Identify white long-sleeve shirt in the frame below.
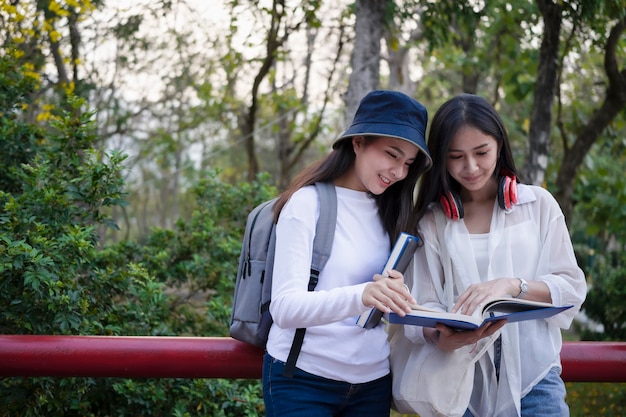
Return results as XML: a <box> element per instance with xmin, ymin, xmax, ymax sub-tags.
<box><xmin>405</xmin><ymin>184</ymin><xmax>587</xmax><ymax>417</ymax></box>
<box><xmin>267</xmin><ymin>185</ymin><xmax>392</xmax><ymax>383</ymax></box>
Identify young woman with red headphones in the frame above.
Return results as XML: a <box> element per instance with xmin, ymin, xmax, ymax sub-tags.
<box><xmin>405</xmin><ymin>94</ymin><xmax>587</xmax><ymax>417</ymax></box>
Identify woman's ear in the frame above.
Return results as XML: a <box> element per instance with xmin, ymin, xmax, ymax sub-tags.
<box><xmin>352</xmin><ymin>135</ymin><xmax>366</xmax><ymax>151</ymax></box>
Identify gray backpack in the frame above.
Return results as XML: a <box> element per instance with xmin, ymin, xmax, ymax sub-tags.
<box><xmin>229</xmin><ymin>181</ymin><xmax>337</xmax><ymax>376</ymax></box>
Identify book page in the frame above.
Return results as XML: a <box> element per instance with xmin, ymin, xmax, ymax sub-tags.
<box><xmin>404</xmin><ymin>304</ymin><xmax>483</xmax><ymax>327</ymax></box>
<box><xmin>482</xmin><ymin>298</ymin><xmax>562</xmax><ymax>316</ymax></box>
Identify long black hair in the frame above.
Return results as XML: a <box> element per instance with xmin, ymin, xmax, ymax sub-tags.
<box><xmin>413</xmin><ymin>94</ymin><xmax>519</xmax><ymax>226</ymax></box>
<box><xmin>275</xmin><ymin>136</ymin><xmax>430</xmax><ymax>246</ymax></box>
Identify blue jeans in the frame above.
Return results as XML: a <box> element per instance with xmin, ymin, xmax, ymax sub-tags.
<box><xmin>463</xmin><ymin>367</ymin><xmax>569</xmax><ymax>417</ymax></box>
<box><xmin>262</xmin><ymin>353</ymin><xmax>392</xmax><ymax>417</ymax></box>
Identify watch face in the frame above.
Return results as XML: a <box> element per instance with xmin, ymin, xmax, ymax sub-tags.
<box><xmin>520</xmin><ymin>280</ymin><xmax>529</xmax><ymax>298</ymax></box>
<box><xmin>517</xmin><ymin>278</ymin><xmax>528</xmax><ymax>298</ymax></box>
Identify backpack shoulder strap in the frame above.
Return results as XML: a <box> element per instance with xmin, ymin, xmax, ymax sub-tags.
<box><xmin>283</xmin><ymin>181</ymin><xmax>337</xmax><ymax>377</ymax></box>
<box><xmin>310</xmin><ymin>181</ymin><xmax>337</xmax><ymax>275</ymax></box>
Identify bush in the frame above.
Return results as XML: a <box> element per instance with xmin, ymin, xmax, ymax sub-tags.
<box><xmin>0</xmin><ymin>53</ymin><xmax>270</xmax><ymax>416</ymax></box>
<box><xmin>579</xmin><ymin>250</ymin><xmax>626</xmax><ymax>341</ymax></box>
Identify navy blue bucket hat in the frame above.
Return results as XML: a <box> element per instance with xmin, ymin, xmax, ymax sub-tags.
<box><xmin>333</xmin><ymin>90</ymin><xmax>432</xmax><ymax>167</ymax></box>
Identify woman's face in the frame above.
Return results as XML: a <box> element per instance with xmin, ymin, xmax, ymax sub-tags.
<box><xmin>341</xmin><ymin>136</ymin><xmax>418</xmax><ymax>194</ymax></box>
<box><xmin>446</xmin><ymin>125</ymin><xmax>499</xmax><ymax>194</ymax></box>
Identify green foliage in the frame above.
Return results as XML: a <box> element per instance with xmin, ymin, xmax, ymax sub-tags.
<box><xmin>81</xmin><ymin>171</ymin><xmax>275</xmax><ymax>416</ymax></box>
<box><xmin>0</xmin><ymin>95</ymin><xmax>133</xmax><ymax>336</ymax></box>
<box><xmin>99</xmin><ymin>171</ymin><xmax>277</xmax><ymax>336</ymax></box>
<box><xmin>574</xmin><ymin>156</ymin><xmax>626</xmax><ymax>242</ymax></box>
<box><xmin>1</xmin><ymin>162</ymin><xmax>273</xmax><ymax>414</ymax></box>
<box><xmin>0</xmin><ymin>53</ymin><xmax>42</xmax><ymax>194</ymax></box>
<box><xmin>0</xmin><ymin>52</ymin><xmax>268</xmax><ymax>416</ymax></box>
<box><xmin>0</xmin><ymin>56</ymin><xmax>173</xmax><ymax>416</ymax></box>
<box><xmin>572</xmin><ymin>144</ymin><xmax>626</xmax><ymax>342</ymax></box>
<box><xmin>1</xmin><ymin>376</ymin><xmax>265</xmax><ymax>417</ymax></box>
<box><xmin>111</xmin><ymin>378</ymin><xmax>264</xmax><ymax>417</ymax></box>
<box><xmin>579</xmin><ymin>250</ymin><xmax>626</xmax><ymax>341</ymax></box>
<box><xmin>566</xmin><ymin>382</ymin><xmax>626</xmax><ymax>416</ymax></box>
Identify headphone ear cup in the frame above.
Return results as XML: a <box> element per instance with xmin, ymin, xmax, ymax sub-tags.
<box><xmin>440</xmin><ymin>194</ymin><xmax>453</xmax><ymax>219</ymax></box>
<box><xmin>509</xmin><ymin>175</ymin><xmax>518</xmax><ymax>205</ymax></box>
<box><xmin>498</xmin><ymin>175</ymin><xmax>518</xmax><ymax>210</ymax></box>
<box><xmin>440</xmin><ymin>191</ymin><xmax>464</xmax><ymax>220</ymax></box>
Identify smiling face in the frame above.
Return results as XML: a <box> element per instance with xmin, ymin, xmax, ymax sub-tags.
<box><xmin>447</xmin><ymin>125</ymin><xmax>499</xmax><ymax>197</ymax></box>
<box><xmin>335</xmin><ymin>136</ymin><xmax>419</xmax><ymax>194</ymax></box>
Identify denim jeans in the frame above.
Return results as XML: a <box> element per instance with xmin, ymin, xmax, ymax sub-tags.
<box><xmin>463</xmin><ymin>366</ymin><xmax>569</xmax><ymax>417</ymax></box>
<box><xmin>262</xmin><ymin>353</ymin><xmax>392</xmax><ymax>417</ymax></box>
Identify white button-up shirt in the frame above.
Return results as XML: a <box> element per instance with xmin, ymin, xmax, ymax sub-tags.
<box><xmin>406</xmin><ymin>184</ymin><xmax>587</xmax><ymax>417</ymax></box>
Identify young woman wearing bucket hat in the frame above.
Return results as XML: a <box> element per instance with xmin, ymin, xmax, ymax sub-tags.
<box><xmin>262</xmin><ymin>90</ymin><xmax>432</xmax><ymax>417</ymax></box>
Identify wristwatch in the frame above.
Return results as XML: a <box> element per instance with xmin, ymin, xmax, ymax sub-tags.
<box><xmin>515</xmin><ymin>278</ymin><xmax>529</xmax><ymax>299</ymax></box>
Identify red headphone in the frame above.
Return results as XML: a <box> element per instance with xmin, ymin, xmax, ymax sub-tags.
<box><xmin>440</xmin><ymin>174</ymin><xmax>518</xmax><ymax>221</ymax></box>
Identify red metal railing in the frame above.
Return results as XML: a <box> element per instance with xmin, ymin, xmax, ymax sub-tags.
<box><xmin>0</xmin><ymin>336</ymin><xmax>625</xmax><ymax>382</ymax></box>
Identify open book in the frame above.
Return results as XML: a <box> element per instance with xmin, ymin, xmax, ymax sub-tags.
<box><xmin>356</xmin><ymin>232</ymin><xmax>420</xmax><ymax>329</ymax></box>
<box><xmin>385</xmin><ymin>298</ymin><xmax>573</xmax><ymax>331</ymax></box>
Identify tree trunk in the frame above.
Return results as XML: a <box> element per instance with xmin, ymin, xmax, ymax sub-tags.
<box><xmin>343</xmin><ymin>0</ymin><xmax>386</xmax><ymax>126</ymax></box>
<box><xmin>521</xmin><ymin>0</ymin><xmax>562</xmax><ymax>186</ymax></box>
<box><xmin>279</xmin><ymin>21</ymin><xmax>344</xmax><ymax>189</ymax></box>
<box><xmin>242</xmin><ymin>0</ymin><xmax>285</xmax><ymax>182</ymax></box>
<box><xmin>386</xmin><ymin>45</ymin><xmax>413</xmax><ymax>94</ymax></box>
<box><xmin>384</xmin><ymin>6</ymin><xmax>424</xmax><ymax>95</ymax></box>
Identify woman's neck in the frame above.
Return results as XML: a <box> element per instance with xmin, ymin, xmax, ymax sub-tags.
<box><xmin>459</xmin><ymin>179</ymin><xmax>497</xmax><ymax>204</ymax></box>
<box><xmin>459</xmin><ymin>180</ymin><xmax>498</xmax><ymax>234</ymax></box>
